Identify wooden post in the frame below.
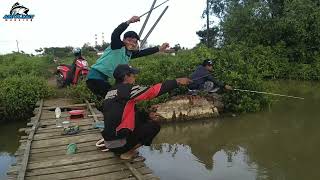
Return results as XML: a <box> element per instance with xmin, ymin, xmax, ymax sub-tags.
<box><xmin>206</xmin><ymin>0</ymin><xmax>210</xmax><ymax>47</ymax></box>
<box><xmin>85</xmin><ymin>100</ymin><xmax>99</xmax><ymax>123</ymax></box>
<box><xmin>17</xmin><ymin>99</ymin><xmax>43</xmax><ymax>180</ymax></box>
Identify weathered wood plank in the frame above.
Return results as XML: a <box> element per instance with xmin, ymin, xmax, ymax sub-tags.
<box><xmin>125</xmin><ymin>162</ymin><xmax>144</xmax><ymax>180</ymax></box>
<box><xmin>143</xmin><ymin>174</ymin><xmax>161</xmax><ymax>180</ymax></box>
<box><xmin>86</xmin><ymin>100</ymin><xmax>99</xmax><ymax>123</ymax></box>
<box><xmin>137</xmin><ymin>166</ymin><xmax>153</xmax><ymax>175</ymax></box>
<box><xmin>17</xmin><ymin>99</ymin><xmax>44</xmax><ymax>180</ymax></box>
<box><xmin>31</xmin><ymin>129</ymin><xmax>101</xmax><ymax>141</ymax></box>
<box><xmin>20</xmin><ymin>140</ymin><xmax>98</xmax><ymax>153</ymax></box>
<box><xmin>26</xmin><ymin>163</ymin><xmax>128</xmax><ymax>180</ymax></box>
<box><xmin>30</xmin><ymin>133</ymin><xmax>101</xmax><ymax>148</ymax></box>
<box><xmin>26</xmin><ymin>158</ymin><xmax>121</xmax><ymax>177</ymax></box>
<box><xmin>71</xmin><ymin>170</ymin><xmax>133</xmax><ymax>180</ymax></box>
<box><xmin>29</xmin><ymin>144</ymin><xmax>102</xmax><ymax>159</ymax></box>
<box><xmin>37</xmin><ymin>118</ymin><xmax>95</xmax><ymax>126</ymax></box>
<box><xmin>33</xmin><ymin>125</ymin><xmax>93</xmax><ymax>134</ymax></box>
<box><xmin>29</xmin><ymin>149</ymin><xmax>110</xmax><ymax>162</ymax></box>
<box><xmin>36</xmin><ymin>119</ymin><xmax>94</xmax><ymax>130</ymax></box>
<box><xmin>41</xmin><ymin>103</ymin><xmax>95</xmax><ymax>110</ymax></box>
<box><xmin>27</xmin><ymin>153</ymin><xmax>114</xmax><ymax>170</ymax></box>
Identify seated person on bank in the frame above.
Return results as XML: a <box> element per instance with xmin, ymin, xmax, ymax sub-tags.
<box><xmin>102</xmin><ymin>64</ymin><xmax>191</xmax><ymax>161</ymax></box>
<box><xmin>188</xmin><ymin>59</ymin><xmax>233</xmax><ymax>94</ymax></box>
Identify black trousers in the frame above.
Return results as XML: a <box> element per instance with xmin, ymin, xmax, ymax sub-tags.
<box><xmin>86</xmin><ymin>79</ymin><xmax>111</xmax><ymax>99</ymax></box>
<box><xmin>110</xmin><ymin>122</ymin><xmax>161</xmax><ymax>155</ymax></box>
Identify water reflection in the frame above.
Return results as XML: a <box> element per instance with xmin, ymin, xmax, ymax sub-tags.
<box><xmin>0</xmin><ymin>121</ymin><xmax>25</xmax><ymax>180</ymax></box>
<box><xmin>140</xmin><ymin>81</ymin><xmax>320</xmax><ymax>180</ymax></box>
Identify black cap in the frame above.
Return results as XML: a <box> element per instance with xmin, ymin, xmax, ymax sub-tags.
<box><xmin>113</xmin><ymin>64</ymin><xmax>140</xmax><ymax>80</ymax></box>
<box><xmin>202</xmin><ymin>59</ymin><xmax>214</xmax><ymax>66</ymax></box>
<box><xmin>123</xmin><ymin>31</ymin><xmax>140</xmax><ymax>40</ymax></box>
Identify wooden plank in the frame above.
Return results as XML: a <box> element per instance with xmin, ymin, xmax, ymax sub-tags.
<box><xmin>38</xmin><ymin>118</ymin><xmax>95</xmax><ymax>126</ymax></box>
<box><xmin>18</xmin><ymin>128</ymin><xmax>27</xmax><ymax>133</ymax></box>
<box><xmin>20</xmin><ymin>140</ymin><xmax>98</xmax><ymax>153</ymax></box>
<box><xmin>86</xmin><ymin>100</ymin><xmax>99</xmax><ymax>123</ymax></box>
<box><xmin>31</xmin><ymin>133</ymin><xmax>101</xmax><ymax>148</ymax></box>
<box><xmin>36</xmin><ymin>119</ymin><xmax>94</xmax><ymax>130</ymax></box>
<box><xmin>143</xmin><ymin>174</ymin><xmax>160</xmax><ymax>180</ymax></box>
<box><xmin>17</xmin><ymin>99</ymin><xmax>44</xmax><ymax>180</ymax></box>
<box><xmin>29</xmin><ymin>144</ymin><xmax>102</xmax><ymax>159</ymax></box>
<box><xmin>7</xmin><ymin>165</ymin><xmax>18</xmax><ymax>175</ymax></box>
<box><xmin>137</xmin><ymin>166</ymin><xmax>153</xmax><ymax>175</ymax></box>
<box><xmin>25</xmin><ymin>125</ymin><xmax>93</xmax><ymax>135</ymax></box>
<box><xmin>71</xmin><ymin>170</ymin><xmax>133</xmax><ymax>180</ymax></box>
<box><xmin>26</xmin><ymin>158</ymin><xmax>121</xmax><ymax>177</ymax></box>
<box><xmin>41</xmin><ymin>103</ymin><xmax>95</xmax><ymax>110</ymax></box>
<box><xmin>29</xmin><ymin>149</ymin><xmax>110</xmax><ymax>162</ymax></box>
<box><xmin>27</xmin><ymin>153</ymin><xmax>114</xmax><ymax>170</ymax></box>
<box><xmin>125</xmin><ymin>162</ymin><xmax>145</xmax><ymax>180</ymax></box>
<box><xmin>26</xmin><ymin>162</ymin><xmax>128</xmax><ymax>180</ymax></box>
<box><xmin>32</xmin><ymin>129</ymin><xmax>101</xmax><ymax>141</ymax></box>
<box><xmin>33</xmin><ymin>125</ymin><xmax>93</xmax><ymax>134</ymax></box>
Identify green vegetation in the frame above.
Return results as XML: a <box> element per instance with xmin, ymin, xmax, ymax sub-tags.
<box><xmin>0</xmin><ymin>53</ymin><xmax>54</xmax><ymax>121</ymax></box>
<box><xmin>2</xmin><ymin>0</ymin><xmax>320</xmax><ymax>120</ymax></box>
<box><xmin>0</xmin><ymin>76</ymin><xmax>54</xmax><ymax>121</ymax></box>
<box><xmin>198</xmin><ymin>0</ymin><xmax>320</xmax><ymax>79</ymax></box>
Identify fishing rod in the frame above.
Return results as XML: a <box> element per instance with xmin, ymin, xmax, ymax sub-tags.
<box><xmin>140</xmin><ymin>6</ymin><xmax>169</xmax><ymax>47</ymax></box>
<box><xmin>233</xmin><ymin>88</ymin><xmax>305</xmax><ymax>100</ymax></box>
<box><xmin>139</xmin><ymin>0</ymin><xmax>170</xmax><ymax>18</ymax></box>
<box><xmin>139</xmin><ymin>0</ymin><xmax>157</xmax><ymax>37</ymax></box>
<box><xmin>189</xmin><ymin>74</ymin><xmax>305</xmax><ymax>99</ymax></box>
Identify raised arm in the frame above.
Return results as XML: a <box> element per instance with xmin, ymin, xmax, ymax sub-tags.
<box><xmin>131</xmin><ymin>43</ymin><xmax>170</xmax><ymax>59</ymax></box>
<box><xmin>111</xmin><ymin>16</ymin><xmax>140</xmax><ymax>50</ymax></box>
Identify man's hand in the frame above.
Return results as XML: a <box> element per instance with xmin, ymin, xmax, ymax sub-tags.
<box><xmin>176</xmin><ymin>78</ymin><xmax>193</xmax><ymax>85</ymax></box>
<box><xmin>224</xmin><ymin>85</ymin><xmax>233</xmax><ymax>90</ymax></box>
<box><xmin>127</xmin><ymin>16</ymin><xmax>140</xmax><ymax>24</ymax></box>
<box><xmin>159</xmin><ymin>43</ymin><xmax>170</xmax><ymax>52</ymax></box>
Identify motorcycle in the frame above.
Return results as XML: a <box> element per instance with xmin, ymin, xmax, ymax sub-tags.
<box><xmin>56</xmin><ymin>57</ymin><xmax>89</xmax><ymax>88</ymax></box>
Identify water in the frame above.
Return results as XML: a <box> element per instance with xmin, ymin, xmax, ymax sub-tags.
<box><xmin>0</xmin><ymin>121</ymin><xmax>25</xmax><ymax>180</ymax></box>
<box><xmin>139</xmin><ymin>80</ymin><xmax>320</xmax><ymax>180</ymax></box>
<box><xmin>0</xmin><ymin>80</ymin><xmax>319</xmax><ymax>180</ymax></box>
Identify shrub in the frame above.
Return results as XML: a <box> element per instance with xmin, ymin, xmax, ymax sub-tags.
<box><xmin>0</xmin><ymin>76</ymin><xmax>54</xmax><ymax>121</ymax></box>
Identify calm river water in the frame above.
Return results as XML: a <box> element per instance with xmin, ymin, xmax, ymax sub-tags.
<box><xmin>1</xmin><ymin>80</ymin><xmax>319</xmax><ymax>180</ymax></box>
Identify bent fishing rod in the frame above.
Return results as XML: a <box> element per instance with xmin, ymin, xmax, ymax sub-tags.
<box><xmin>139</xmin><ymin>0</ymin><xmax>170</xmax><ymax>18</ymax></box>
<box><xmin>190</xmin><ymin>74</ymin><xmax>305</xmax><ymax>100</ymax></box>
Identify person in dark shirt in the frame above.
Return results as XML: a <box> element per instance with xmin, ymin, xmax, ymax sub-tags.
<box><xmin>188</xmin><ymin>59</ymin><xmax>233</xmax><ymax>94</ymax></box>
<box><xmin>102</xmin><ymin>64</ymin><xmax>191</xmax><ymax>161</ymax></box>
<box><xmin>87</xmin><ymin>16</ymin><xmax>170</xmax><ymax>99</ymax></box>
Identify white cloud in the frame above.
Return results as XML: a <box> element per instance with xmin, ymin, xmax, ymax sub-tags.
<box><xmin>0</xmin><ymin>0</ymin><xmax>207</xmax><ymax>54</ymax></box>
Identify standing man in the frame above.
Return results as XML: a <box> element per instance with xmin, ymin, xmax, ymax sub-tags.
<box><xmin>87</xmin><ymin>16</ymin><xmax>170</xmax><ymax>99</ymax></box>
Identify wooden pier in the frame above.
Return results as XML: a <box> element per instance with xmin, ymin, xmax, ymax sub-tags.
<box><xmin>7</xmin><ymin>99</ymin><xmax>159</xmax><ymax>180</ymax></box>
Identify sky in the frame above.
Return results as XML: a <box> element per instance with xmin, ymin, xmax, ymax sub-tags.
<box><xmin>0</xmin><ymin>0</ymin><xmax>208</xmax><ymax>54</ymax></box>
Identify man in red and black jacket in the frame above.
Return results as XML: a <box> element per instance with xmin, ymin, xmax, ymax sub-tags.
<box><xmin>102</xmin><ymin>64</ymin><xmax>191</xmax><ymax>160</ymax></box>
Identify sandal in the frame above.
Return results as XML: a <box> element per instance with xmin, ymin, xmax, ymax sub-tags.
<box><xmin>62</xmin><ymin>126</ymin><xmax>80</xmax><ymax>135</ymax></box>
<box><xmin>95</xmin><ymin>139</ymin><xmax>110</xmax><ymax>152</ymax></box>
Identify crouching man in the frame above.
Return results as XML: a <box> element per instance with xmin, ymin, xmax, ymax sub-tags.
<box><xmin>188</xmin><ymin>59</ymin><xmax>233</xmax><ymax>95</ymax></box>
<box><xmin>102</xmin><ymin>64</ymin><xmax>191</xmax><ymax>161</ymax></box>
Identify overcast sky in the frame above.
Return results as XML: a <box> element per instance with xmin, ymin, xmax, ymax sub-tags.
<box><xmin>0</xmin><ymin>0</ymin><xmax>209</xmax><ymax>54</ymax></box>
